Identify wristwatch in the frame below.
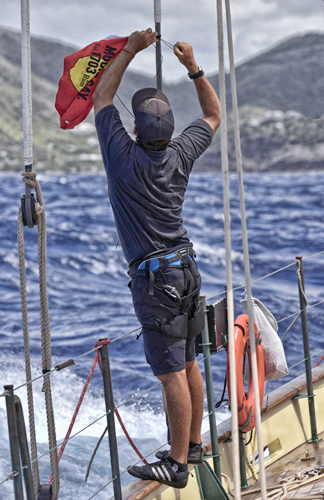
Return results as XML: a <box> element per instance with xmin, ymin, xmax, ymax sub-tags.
<box><xmin>188</xmin><ymin>66</ymin><xmax>204</xmax><ymax>79</ymax></box>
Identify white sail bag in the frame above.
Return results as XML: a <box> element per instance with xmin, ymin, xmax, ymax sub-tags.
<box><xmin>241</xmin><ymin>297</ymin><xmax>288</xmax><ymax>381</ymax></box>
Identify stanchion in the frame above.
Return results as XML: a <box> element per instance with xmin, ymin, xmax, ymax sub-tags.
<box><xmin>15</xmin><ymin>396</ymin><xmax>36</xmax><ymax>500</ymax></box>
<box><xmin>295</xmin><ymin>256</ymin><xmax>318</xmax><ymax>443</ymax></box>
<box><xmin>99</xmin><ymin>339</ymin><xmax>122</xmax><ymax>500</ymax></box>
<box><xmin>201</xmin><ymin>297</ymin><xmax>221</xmax><ymax>480</ymax></box>
<box><xmin>4</xmin><ymin>385</ymin><xmax>24</xmax><ymax>500</ymax></box>
<box><xmin>239</xmin><ymin>431</ymin><xmax>248</xmax><ymax>489</ymax></box>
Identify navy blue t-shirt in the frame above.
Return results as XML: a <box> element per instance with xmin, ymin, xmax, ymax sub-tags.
<box><xmin>95</xmin><ymin>105</ymin><xmax>213</xmax><ymax>264</ymax></box>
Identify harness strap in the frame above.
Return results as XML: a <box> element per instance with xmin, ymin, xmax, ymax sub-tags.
<box><xmin>180</xmin><ymin>264</ymin><xmax>195</xmax><ymax>313</ymax></box>
<box><xmin>149</xmin><ymin>271</ymin><xmax>154</xmax><ymax>296</ymax></box>
<box><xmin>160</xmin><ymin>249</ymin><xmax>193</xmax><ymax>268</ymax></box>
<box><xmin>145</xmin><ymin>261</ymin><xmax>155</xmax><ymax>296</ymax></box>
<box><xmin>180</xmin><ymin>284</ymin><xmax>200</xmax><ymax>304</ymax></box>
<box><xmin>158</xmin><ymin>254</ymin><xmax>183</xmax><ymax>268</ymax></box>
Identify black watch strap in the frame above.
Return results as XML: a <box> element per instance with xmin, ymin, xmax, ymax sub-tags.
<box><xmin>188</xmin><ymin>66</ymin><xmax>204</xmax><ymax>80</ymax></box>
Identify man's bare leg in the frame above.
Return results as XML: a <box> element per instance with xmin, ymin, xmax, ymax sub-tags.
<box><xmin>157</xmin><ymin>369</ymin><xmax>191</xmax><ymax>463</ymax></box>
<box><xmin>185</xmin><ymin>359</ymin><xmax>204</xmax><ymax>444</ymax></box>
<box><xmin>158</xmin><ymin>360</ymin><xmax>204</xmax><ymax>463</ymax></box>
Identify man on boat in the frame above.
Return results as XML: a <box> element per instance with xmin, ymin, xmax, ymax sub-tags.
<box><xmin>93</xmin><ymin>28</ymin><xmax>220</xmax><ymax>489</ymax></box>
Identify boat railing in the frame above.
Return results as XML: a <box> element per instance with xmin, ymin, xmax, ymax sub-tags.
<box><xmin>2</xmin><ymin>250</ymin><xmax>324</xmax><ymax>499</ymax></box>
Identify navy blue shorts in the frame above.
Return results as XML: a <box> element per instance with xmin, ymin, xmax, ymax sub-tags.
<box><xmin>129</xmin><ymin>259</ymin><xmax>204</xmax><ymax>376</ymax></box>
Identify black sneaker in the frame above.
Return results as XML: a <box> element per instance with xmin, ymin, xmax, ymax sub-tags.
<box><xmin>127</xmin><ymin>456</ymin><xmax>189</xmax><ymax>489</ymax></box>
<box><xmin>155</xmin><ymin>443</ymin><xmax>203</xmax><ymax>465</ymax></box>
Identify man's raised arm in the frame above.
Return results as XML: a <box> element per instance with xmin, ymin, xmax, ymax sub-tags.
<box><xmin>173</xmin><ymin>42</ymin><xmax>220</xmax><ymax>135</ymax></box>
<box><xmin>93</xmin><ymin>28</ymin><xmax>157</xmax><ymax>116</ymax></box>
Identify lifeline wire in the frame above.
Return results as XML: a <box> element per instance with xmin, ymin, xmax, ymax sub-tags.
<box><xmin>4</xmin><ymin>238</ymin><xmax>324</xmax><ymax>486</ymax></box>
<box><xmin>87</xmin><ymin>400</ymin><xmax>227</xmax><ymax>500</ymax></box>
<box><xmin>2</xmin><ymin>292</ymin><xmax>323</xmax><ymax>399</ymax></box>
<box><xmin>207</xmin><ymin>249</ymin><xmax>324</xmax><ymax>302</ymax></box>
<box><xmin>278</xmin><ymin>298</ymin><xmax>324</xmax><ymax>327</ymax></box>
<box><xmin>4</xmin><ymin>264</ymin><xmax>323</xmax><ymax>493</ymax></box>
<box><xmin>0</xmin><ymin>327</ymin><xmax>140</xmax><ymax>396</ymax></box>
<box><xmin>3</xmin><ymin>289</ymin><xmax>322</xmax><ymax>493</ymax></box>
<box><xmin>0</xmin><ymin>344</ymin><xmax>217</xmax><ymax>485</ymax></box>
<box><xmin>288</xmin><ymin>348</ymin><xmax>324</xmax><ymax>371</ymax></box>
<box><xmin>4</xmin><ymin>380</ymin><xmax>165</xmax><ymax>469</ymax></box>
<box><xmin>0</xmin><ymin>398</ymin><xmax>230</xmax><ymax>489</ymax></box>
<box><xmin>6</xmin><ymin>350</ymin><xmax>323</xmax><ymax>494</ymax></box>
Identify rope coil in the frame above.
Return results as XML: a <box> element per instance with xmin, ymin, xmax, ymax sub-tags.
<box><xmin>222</xmin><ymin>466</ymin><xmax>324</xmax><ymax>499</ymax></box>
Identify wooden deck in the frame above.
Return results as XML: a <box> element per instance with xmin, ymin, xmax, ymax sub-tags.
<box><xmin>242</xmin><ymin>431</ymin><xmax>324</xmax><ymax>499</ymax></box>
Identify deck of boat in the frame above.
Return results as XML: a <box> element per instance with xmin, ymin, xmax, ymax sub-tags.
<box><xmin>120</xmin><ymin>364</ymin><xmax>324</xmax><ymax>500</ymax></box>
<box><xmin>243</xmin><ymin>430</ymin><xmax>324</xmax><ymax>499</ymax></box>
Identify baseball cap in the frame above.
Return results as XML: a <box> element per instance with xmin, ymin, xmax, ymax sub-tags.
<box><xmin>131</xmin><ymin>88</ymin><xmax>174</xmax><ymax>146</ymax></box>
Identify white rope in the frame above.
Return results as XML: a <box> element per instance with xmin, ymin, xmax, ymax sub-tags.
<box><xmin>154</xmin><ymin>0</ymin><xmax>162</xmax><ymax>23</ymax></box>
<box><xmin>224</xmin><ymin>0</ymin><xmax>267</xmax><ymax>498</ymax></box>
<box><xmin>222</xmin><ymin>468</ymin><xmax>324</xmax><ymax>499</ymax></box>
<box><xmin>21</xmin><ymin>0</ymin><xmax>33</xmax><ymax>166</ymax></box>
<box><xmin>217</xmin><ymin>1</ymin><xmax>241</xmax><ymax>497</ymax></box>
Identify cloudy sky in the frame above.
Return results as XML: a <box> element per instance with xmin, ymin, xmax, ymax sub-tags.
<box><xmin>1</xmin><ymin>0</ymin><xmax>323</xmax><ymax>81</ymax></box>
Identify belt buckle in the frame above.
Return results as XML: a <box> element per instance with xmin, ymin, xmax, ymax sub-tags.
<box><xmin>177</xmin><ymin>248</ymin><xmax>191</xmax><ymax>262</ymax></box>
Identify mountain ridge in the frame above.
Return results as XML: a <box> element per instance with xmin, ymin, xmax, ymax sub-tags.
<box><xmin>0</xmin><ymin>27</ymin><xmax>323</xmax><ymax>173</ymax></box>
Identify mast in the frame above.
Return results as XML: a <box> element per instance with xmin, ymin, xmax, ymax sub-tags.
<box><xmin>154</xmin><ymin>0</ymin><xmax>162</xmax><ymax>90</ymax></box>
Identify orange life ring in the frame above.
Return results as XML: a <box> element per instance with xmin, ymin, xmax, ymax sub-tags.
<box><xmin>226</xmin><ymin>314</ymin><xmax>265</xmax><ymax>432</ymax></box>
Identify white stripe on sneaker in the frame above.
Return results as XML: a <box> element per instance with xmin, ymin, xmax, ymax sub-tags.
<box><xmin>152</xmin><ymin>466</ymin><xmax>166</xmax><ymax>481</ymax></box>
<box><xmin>161</xmin><ymin>465</ymin><xmax>172</xmax><ymax>482</ymax></box>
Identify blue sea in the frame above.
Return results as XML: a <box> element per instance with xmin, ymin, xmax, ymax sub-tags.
<box><xmin>0</xmin><ymin>171</ymin><xmax>323</xmax><ymax>499</ymax></box>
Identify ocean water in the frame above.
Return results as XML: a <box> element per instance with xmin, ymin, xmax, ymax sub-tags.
<box><xmin>0</xmin><ymin>171</ymin><xmax>323</xmax><ymax>499</ymax></box>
